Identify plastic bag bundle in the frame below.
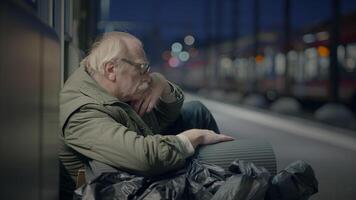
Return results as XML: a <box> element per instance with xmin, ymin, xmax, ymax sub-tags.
<box><xmin>74</xmin><ymin>159</ymin><xmax>318</xmax><ymax>200</ymax></box>
<box><xmin>265</xmin><ymin>160</ymin><xmax>318</xmax><ymax>200</ymax></box>
<box><xmin>211</xmin><ymin>160</ymin><xmax>271</xmax><ymax>200</ymax></box>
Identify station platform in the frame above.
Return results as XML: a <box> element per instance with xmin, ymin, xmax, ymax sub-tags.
<box><xmin>186</xmin><ymin>93</ymin><xmax>356</xmax><ymax>200</ymax></box>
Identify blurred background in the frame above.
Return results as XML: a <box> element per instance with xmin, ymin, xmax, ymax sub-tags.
<box><xmin>73</xmin><ymin>0</ymin><xmax>356</xmax><ymax>130</ymax></box>
<box><xmin>1</xmin><ymin>0</ymin><xmax>356</xmax><ymax>199</ymax></box>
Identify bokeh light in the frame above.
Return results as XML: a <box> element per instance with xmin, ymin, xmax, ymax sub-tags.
<box><xmin>171</xmin><ymin>42</ymin><xmax>183</xmax><ymax>52</ymax></box>
<box><xmin>168</xmin><ymin>57</ymin><xmax>180</xmax><ymax>67</ymax></box>
<box><xmin>220</xmin><ymin>57</ymin><xmax>233</xmax><ymax>68</ymax></box>
<box><xmin>178</xmin><ymin>51</ymin><xmax>190</xmax><ymax>62</ymax></box>
<box><xmin>318</xmin><ymin>46</ymin><xmax>330</xmax><ymax>57</ymax></box>
<box><xmin>184</xmin><ymin>35</ymin><xmax>195</xmax><ymax>46</ymax></box>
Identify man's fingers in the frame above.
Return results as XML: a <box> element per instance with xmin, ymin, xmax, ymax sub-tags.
<box><xmin>139</xmin><ymin>96</ymin><xmax>151</xmax><ymax>116</ymax></box>
<box><xmin>211</xmin><ymin>134</ymin><xmax>234</xmax><ymax>144</ymax></box>
<box><xmin>134</xmin><ymin>100</ymin><xmax>143</xmax><ymax>113</ymax></box>
<box><xmin>181</xmin><ymin>129</ymin><xmax>235</xmax><ymax>147</ymax></box>
<box><xmin>201</xmin><ymin>131</ymin><xmax>235</xmax><ymax>145</ymax></box>
<box><xmin>147</xmin><ymin>96</ymin><xmax>158</xmax><ymax>112</ymax></box>
<box><xmin>207</xmin><ymin>130</ymin><xmax>235</xmax><ymax>141</ymax></box>
<box><xmin>217</xmin><ymin>134</ymin><xmax>235</xmax><ymax>142</ymax></box>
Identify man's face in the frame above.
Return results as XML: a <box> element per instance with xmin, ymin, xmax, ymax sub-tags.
<box><xmin>114</xmin><ymin>53</ymin><xmax>151</xmax><ymax>102</ymax></box>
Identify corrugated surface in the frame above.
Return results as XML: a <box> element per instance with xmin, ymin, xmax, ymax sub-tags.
<box><xmin>197</xmin><ymin>140</ymin><xmax>277</xmax><ymax>175</ymax></box>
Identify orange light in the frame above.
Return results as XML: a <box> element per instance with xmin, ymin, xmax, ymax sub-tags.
<box><xmin>255</xmin><ymin>55</ymin><xmax>264</xmax><ymax>63</ymax></box>
<box><xmin>317</xmin><ymin>46</ymin><xmax>330</xmax><ymax>57</ymax></box>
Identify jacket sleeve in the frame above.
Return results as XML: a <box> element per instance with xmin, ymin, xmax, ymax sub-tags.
<box><xmin>63</xmin><ymin>104</ymin><xmax>193</xmax><ymax>176</ymax></box>
<box><xmin>153</xmin><ymin>82</ymin><xmax>184</xmax><ymax>130</ymax></box>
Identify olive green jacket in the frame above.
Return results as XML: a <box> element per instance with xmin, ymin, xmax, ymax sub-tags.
<box><xmin>59</xmin><ymin>66</ymin><xmax>192</xmax><ymax>181</ymax></box>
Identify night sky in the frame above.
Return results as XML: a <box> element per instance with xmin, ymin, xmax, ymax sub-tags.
<box><xmin>105</xmin><ymin>0</ymin><xmax>356</xmax><ymax>62</ymax></box>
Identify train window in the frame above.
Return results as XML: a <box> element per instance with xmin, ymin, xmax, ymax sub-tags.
<box><xmin>262</xmin><ymin>49</ymin><xmax>274</xmax><ymax>77</ymax></box>
<box><xmin>338</xmin><ymin>45</ymin><xmax>346</xmax><ymax>66</ymax></box>
<box><xmin>296</xmin><ymin>51</ymin><xmax>306</xmax><ymax>82</ymax></box>
<box><xmin>288</xmin><ymin>50</ymin><xmax>298</xmax><ymax>78</ymax></box>
<box><xmin>339</xmin><ymin>44</ymin><xmax>356</xmax><ymax>72</ymax></box>
<box><xmin>275</xmin><ymin>53</ymin><xmax>286</xmax><ymax>76</ymax></box>
<box><xmin>236</xmin><ymin>58</ymin><xmax>249</xmax><ymax>81</ymax></box>
<box><xmin>319</xmin><ymin>56</ymin><xmax>329</xmax><ymax>79</ymax></box>
<box><xmin>315</xmin><ymin>46</ymin><xmax>330</xmax><ymax>79</ymax></box>
<box><xmin>304</xmin><ymin>47</ymin><xmax>318</xmax><ymax>80</ymax></box>
<box><xmin>341</xmin><ymin>0</ymin><xmax>356</xmax><ymax>73</ymax></box>
<box><xmin>219</xmin><ymin>56</ymin><xmax>233</xmax><ymax>78</ymax></box>
<box><xmin>345</xmin><ymin>44</ymin><xmax>356</xmax><ymax>71</ymax></box>
<box><xmin>248</xmin><ymin>57</ymin><xmax>255</xmax><ymax>80</ymax></box>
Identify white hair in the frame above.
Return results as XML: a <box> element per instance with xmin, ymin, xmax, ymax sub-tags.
<box><xmin>81</xmin><ymin>32</ymin><xmax>137</xmax><ymax>74</ymax></box>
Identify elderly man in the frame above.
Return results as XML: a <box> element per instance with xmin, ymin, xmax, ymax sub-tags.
<box><xmin>59</xmin><ymin>32</ymin><xmax>233</xmax><ymax>196</ymax></box>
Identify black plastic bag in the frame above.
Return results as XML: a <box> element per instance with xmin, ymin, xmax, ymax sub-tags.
<box><xmin>74</xmin><ymin>159</ymin><xmax>227</xmax><ymax>200</ymax></box>
<box><xmin>265</xmin><ymin>160</ymin><xmax>318</xmax><ymax>200</ymax></box>
<box><xmin>74</xmin><ymin>159</ymin><xmax>317</xmax><ymax>200</ymax></box>
<box><xmin>185</xmin><ymin>159</ymin><xmax>226</xmax><ymax>200</ymax></box>
<box><xmin>210</xmin><ymin>160</ymin><xmax>271</xmax><ymax>200</ymax></box>
<box><xmin>74</xmin><ymin>171</ymin><xmax>147</xmax><ymax>200</ymax></box>
<box><xmin>135</xmin><ymin>172</ymin><xmax>187</xmax><ymax>200</ymax></box>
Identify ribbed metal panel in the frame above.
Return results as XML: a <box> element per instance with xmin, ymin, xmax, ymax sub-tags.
<box><xmin>197</xmin><ymin>140</ymin><xmax>277</xmax><ymax>175</ymax></box>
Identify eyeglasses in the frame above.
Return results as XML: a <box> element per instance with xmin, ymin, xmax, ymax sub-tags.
<box><xmin>121</xmin><ymin>58</ymin><xmax>150</xmax><ymax>75</ymax></box>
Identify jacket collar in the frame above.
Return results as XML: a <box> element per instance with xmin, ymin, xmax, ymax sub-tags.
<box><xmin>75</xmin><ymin>66</ymin><xmax>121</xmax><ymax>105</ymax></box>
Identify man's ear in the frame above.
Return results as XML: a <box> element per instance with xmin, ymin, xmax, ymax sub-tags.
<box><xmin>103</xmin><ymin>61</ymin><xmax>116</xmax><ymax>81</ymax></box>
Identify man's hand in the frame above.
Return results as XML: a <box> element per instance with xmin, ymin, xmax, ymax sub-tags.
<box><xmin>132</xmin><ymin>73</ymin><xmax>170</xmax><ymax>116</ymax></box>
<box><xmin>178</xmin><ymin>129</ymin><xmax>234</xmax><ymax>148</ymax></box>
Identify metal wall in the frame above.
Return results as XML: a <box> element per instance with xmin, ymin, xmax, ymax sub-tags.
<box><xmin>0</xmin><ymin>1</ymin><xmax>60</xmax><ymax>199</ymax></box>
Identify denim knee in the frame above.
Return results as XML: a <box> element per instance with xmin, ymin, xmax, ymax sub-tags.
<box><xmin>183</xmin><ymin>101</ymin><xmax>208</xmax><ymax>114</ymax></box>
<box><xmin>183</xmin><ymin>100</ymin><xmax>220</xmax><ymax>133</ymax></box>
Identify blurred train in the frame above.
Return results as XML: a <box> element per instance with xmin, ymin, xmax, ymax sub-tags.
<box><xmin>172</xmin><ymin>13</ymin><xmax>356</xmax><ymax>110</ymax></box>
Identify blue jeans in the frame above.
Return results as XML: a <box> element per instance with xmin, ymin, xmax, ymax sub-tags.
<box><xmin>165</xmin><ymin>101</ymin><xmax>220</xmax><ymax>135</ymax></box>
